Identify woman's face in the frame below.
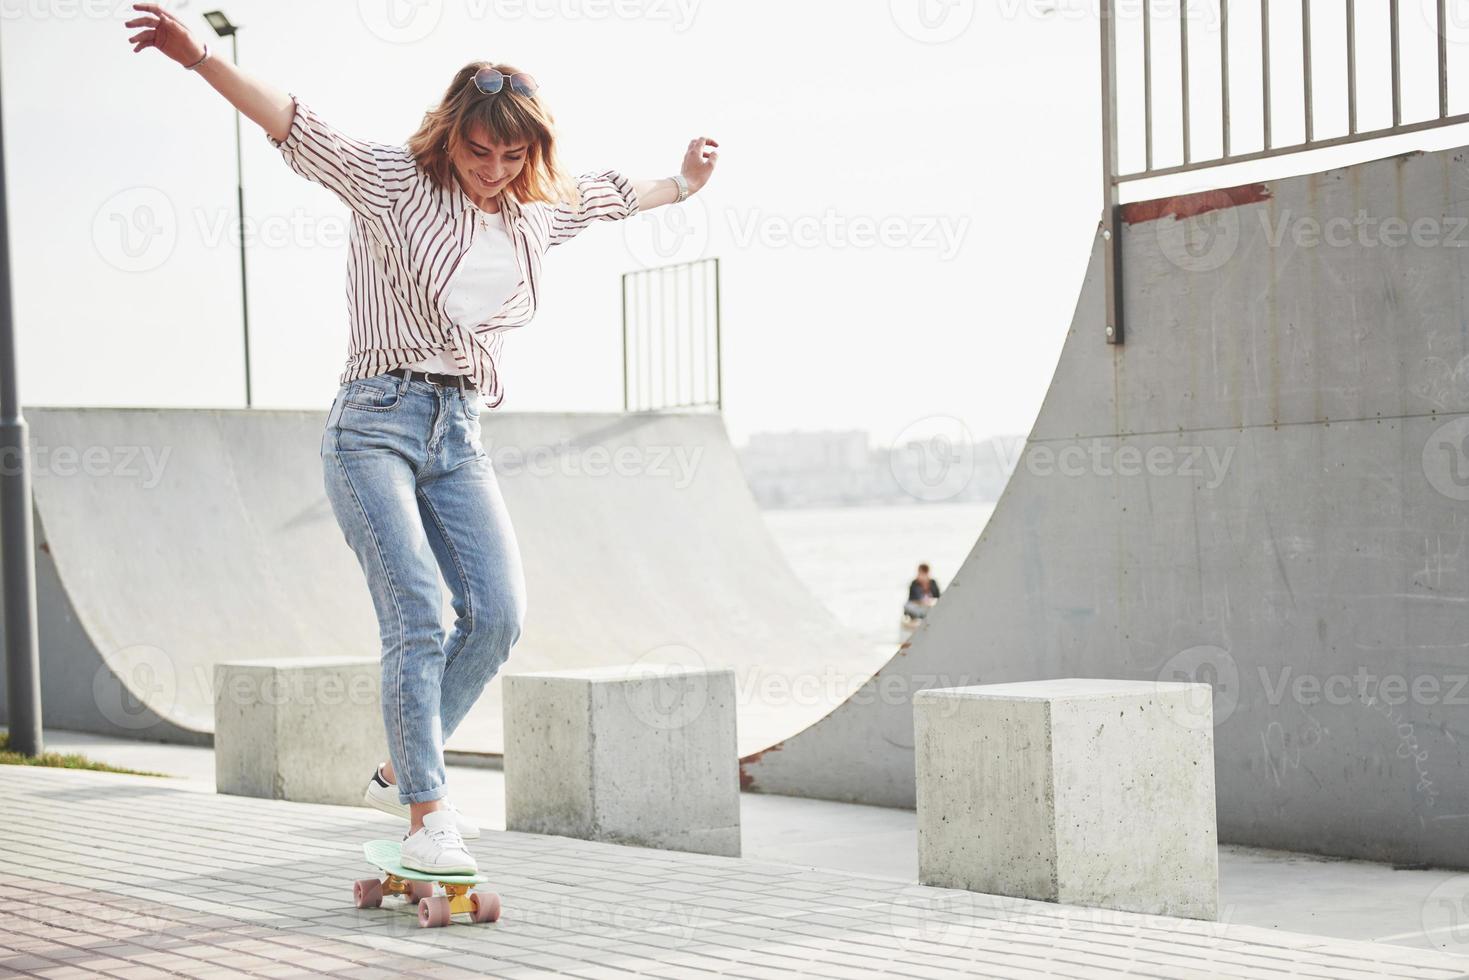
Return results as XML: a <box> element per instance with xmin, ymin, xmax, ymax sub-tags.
<box><xmin>450</xmin><ymin>123</ymin><xmax>528</xmax><ymax>201</ymax></box>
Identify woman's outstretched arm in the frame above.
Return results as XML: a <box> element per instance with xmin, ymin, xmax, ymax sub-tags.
<box><xmin>631</xmin><ymin>136</ymin><xmax>720</xmax><ymax>211</ymax></box>
<box><xmin>548</xmin><ymin>137</ymin><xmax>720</xmax><ymax>247</ymax></box>
<box><xmin>126</xmin><ymin>3</ymin><xmax>294</xmax><ymax>143</ymax></box>
<box><xmin>127</xmin><ymin>2</ymin><xmax>409</xmax><ymax>222</ymax></box>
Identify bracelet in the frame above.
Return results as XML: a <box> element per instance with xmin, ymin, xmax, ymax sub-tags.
<box><xmin>184</xmin><ymin>43</ymin><xmax>210</xmax><ymax>71</ymax></box>
<box><xmin>671</xmin><ymin>173</ymin><xmax>689</xmax><ymax>203</ymax></box>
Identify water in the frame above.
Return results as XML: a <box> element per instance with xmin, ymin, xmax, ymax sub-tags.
<box><xmin>758</xmin><ymin>501</ymin><xmax>995</xmax><ymax>650</ymax></box>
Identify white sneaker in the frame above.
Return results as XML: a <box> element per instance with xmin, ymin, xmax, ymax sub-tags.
<box><xmin>362</xmin><ymin>765</ymin><xmax>481</xmax><ymax>839</ymax></box>
<box><xmin>400</xmin><ymin>809</ymin><xmax>478</xmax><ymax>875</ymax></box>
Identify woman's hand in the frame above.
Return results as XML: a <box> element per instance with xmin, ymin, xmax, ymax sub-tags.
<box><xmin>626</xmin><ymin>140</ymin><xmax>720</xmax><ymax>211</ymax></box>
<box><xmin>681</xmin><ymin>136</ymin><xmax>719</xmax><ymax>194</ymax></box>
<box><xmin>125</xmin><ymin>2</ymin><xmax>206</xmax><ymax>68</ymax></box>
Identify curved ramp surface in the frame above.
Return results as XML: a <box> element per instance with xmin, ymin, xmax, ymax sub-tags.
<box><xmin>0</xmin><ymin>409</ymin><xmax>887</xmax><ymax>758</ymax></box>
<box><xmin>741</xmin><ymin>145</ymin><xmax>1469</xmax><ymax>868</ymax></box>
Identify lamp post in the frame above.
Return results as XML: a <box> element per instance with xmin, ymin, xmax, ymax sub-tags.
<box><xmin>0</xmin><ymin>38</ymin><xmax>42</xmax><ymax>757</ymax></box>
<box><xmin>203</xmin><ymin>10</ymin><xmax>252</xmax><ymax>407</ymax></box>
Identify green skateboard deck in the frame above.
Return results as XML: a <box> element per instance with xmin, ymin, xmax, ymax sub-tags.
<box><xmin>362</xmin><ymin>839</ymin><xmax>488</xmax><ymax>884</ymax></box>
<box><xmin>353</xmin><ymin>839</ymin><xmax>501</xmax><ymax>927</ymax></box>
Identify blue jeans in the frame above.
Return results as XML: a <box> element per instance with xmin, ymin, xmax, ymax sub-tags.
<box><xmin>320</xmin><ymin>372</ymin><xmax>526</xmax><ymax>805</ymax></box>
<box><xmin>903</xmin><ymin>600</ymin><xmax>931</xmax><ymax>619</ymax></box>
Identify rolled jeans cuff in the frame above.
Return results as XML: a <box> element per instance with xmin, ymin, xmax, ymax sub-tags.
<box><xmin>399</xmin><ymin>784</ymin><xmax>449</xmax><ymax>805</ymax></box>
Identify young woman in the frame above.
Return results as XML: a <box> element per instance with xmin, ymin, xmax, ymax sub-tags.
<box><xmin>126</xmin><ymin>2</ymin><xmax>717</xmax><ymax>875</ymax></box>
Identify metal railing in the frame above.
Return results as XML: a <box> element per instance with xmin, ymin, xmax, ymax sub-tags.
<box><xmin>1100</xmin><ymin>0</ymin><xmax>1465</xmax><ymax>343</ymax></box>
<box><xmin>621</xmin><ymin>257</ymin><xmax>723</xmax><ymax>413</ymax></box>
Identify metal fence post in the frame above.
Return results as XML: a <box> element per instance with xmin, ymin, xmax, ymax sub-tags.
<box><xmin>713</xmin><ymin>257</ymin><xmax>723</xmax><ymax>412</ymax></box>
<box><xmin>621</xmin><ymin>272</ymin><xmax>630</xmax><ymax>412</ymax></box>
<box><xmin>1099</xmin><ymin>0</ymin><xmax>1123</xmax><ymax>344</ymax></box>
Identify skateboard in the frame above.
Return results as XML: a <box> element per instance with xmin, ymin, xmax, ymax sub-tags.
<box><xmin>352</xmin><ymin>839</ymin><xmax>502</xmax><ymax>928</ymax></box>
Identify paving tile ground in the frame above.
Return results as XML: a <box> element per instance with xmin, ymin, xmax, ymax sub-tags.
<box><xmin>1</xmin><ymin>766</ymin><xmax>1466</xmax><ymax>979</ymax></box>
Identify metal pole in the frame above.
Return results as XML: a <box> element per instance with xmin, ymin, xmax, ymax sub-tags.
<box><xmin>620</xmin><ymin>272</ymin><xmax>629</xmax><ymax>412</ymax></box>
<box><xmin>1302</xmin><ymin>0</ymin><xmax>1313</xmax><ymax>142</ymax></box>
<box><xmin>1261</xmin><ymin>0</ymin><xmax>1272</xmax><ymax>150</ymax></box>
<box><xmin>1347</xmin><ymin>0</ymin><xmax>1358</xmax><ymax>134</ymax></box>
<box><xmin>1440</xmin><ymin>0</ymin><xmax>1450</xmax><ymax>119</ymax></box>
<box><xmin>0</xmin><ymin>39</ymin><xmax>43</xmax><ymax>757</ymax></box>
<box><xmin>641</xmin><ymin>271</ymin><xmax>649</xmax><ymax>411</ymax></box>
<box><xmin>233</xmin><ymin>32</ymin><xmax>252</xmax><ymax>408</ymax></box>
<box><xmin>685</xmin><ymin>264</ymin><xmax>693</xmax><ymax>408</ymax></box>
<box><xmin>701</xmin><ymin>261</ymin><xmax>710</xmax><ymax>405</ymax></box>
<box><xmin>713</xmin><ymin>257</ymin><xmax>723</xmax><ymax>411</ymax></box>
<box><xmin>674</xmin><ymin>265</ymin><xmax>683</xmax><ymax>408</ymax></box>
<box><xmin>1143</xmin><ymin>0</ymin><xmax>1153</xmax><ymax>172</ymax></box>
<box><xmin>1221</xmin><ymin>0</ymin><xmax>1231</xmax><ymax>158</ymax></box>
<box><xmin>1181</xmin><ymin>1</ymin><xmax>1191</xmax><ymax>165</ymax></box>
<box><xmin>1390</xmin><ymin>0</ymin><xmax>1402</xmax><ymax>128</ymax></box>
<box><xmin>660</xmin><ymin>267</ymin><xmax>668</xmax><ymax>410</ymax></box>
<box><xmin>1099</xmin><ymin>0</ymin><xmax>1122</xmax><ymax>344</ymax></box>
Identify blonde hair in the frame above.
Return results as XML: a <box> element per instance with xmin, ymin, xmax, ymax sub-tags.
<box><xmin>407</xmin><ymin>61</ymin><xmax>580</xmax><ymax>209</ymax></box>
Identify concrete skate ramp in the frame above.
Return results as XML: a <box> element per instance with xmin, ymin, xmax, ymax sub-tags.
<box><xmin>742</xmin><ymin>144</ymin><xmax>1469</xmax><ymax>867</ymax></box>
<box><xmin>0</xmin><ymin>409</ymin><xmax>885</xmax><ymax>758</ymax></box>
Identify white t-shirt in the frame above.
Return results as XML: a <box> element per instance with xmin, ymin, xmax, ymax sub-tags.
<box><xmin>405</xmin><ymin>206</ymin><xmax>519</xmax><ymax>375</ymax></box>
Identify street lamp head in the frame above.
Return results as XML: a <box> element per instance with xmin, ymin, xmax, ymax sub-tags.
<box><xmin>203</xmin><ymin>10</ymin><xmax>238</xmax><ymax>36</ymax></box>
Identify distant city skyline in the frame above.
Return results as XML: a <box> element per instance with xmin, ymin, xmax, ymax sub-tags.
<box><xmin>737</xmin><ymin>426</ymin><xmax>1019</xmax><ymax>508</ymax></box>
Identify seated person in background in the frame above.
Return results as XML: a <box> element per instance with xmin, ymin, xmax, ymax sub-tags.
<box><xmin>903</xmin><ymin>563</ymin><xmax>942</xmax><ymax>622</ymax></box>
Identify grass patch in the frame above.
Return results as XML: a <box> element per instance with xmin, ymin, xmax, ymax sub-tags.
<box><xmin>0</xmin><ymin>732</ymin><xmax>171</xmax><ymax>777</ymax></box>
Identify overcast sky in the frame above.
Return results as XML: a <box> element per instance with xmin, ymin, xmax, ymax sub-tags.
<box><xmin>6</xmin><ymin>0</ymin><xmax>1467</xmax><ymax>447</ymax></box>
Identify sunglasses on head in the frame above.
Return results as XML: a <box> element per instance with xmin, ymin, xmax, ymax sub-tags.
<box><xmin>472</xmin><ymin>66</ymin><xmax>538</xmax><ymax>98</ymax></box>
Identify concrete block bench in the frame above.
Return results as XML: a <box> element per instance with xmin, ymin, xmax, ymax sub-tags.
<box><xmin>503</xmin><ymin>664</ymin><xmax>740</xmax><ymax>857</ymax></box>
<box><xmin>914</xmin><ymin>678</ymin><xmax>1218</xmax><ymax>920</ymax></box>
<box><xmin>214</xmin><ymin>658</ymin><xmax>384</xmax><ymax>806</ymax></box>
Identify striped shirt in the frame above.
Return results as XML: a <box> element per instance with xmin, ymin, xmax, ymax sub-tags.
<box><xmin>266</xmin><ymin>93</ymin><xmax>640</xmax><ymax>407</ymax></box>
